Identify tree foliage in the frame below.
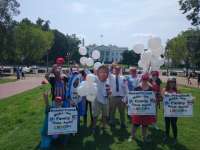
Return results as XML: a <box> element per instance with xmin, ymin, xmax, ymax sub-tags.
<box><xmin>166</xmin><ymin>28</ymin><xmax>200</xmax><ymax>70</ymax></box>
<box><xmin>14</xmin><ymin>19</ymin><xmax>54</xmax><ymax>65</ymax></box>
<box><xmin>179</xmin><ymin>0</ymin><xmax>200</xmax><ymax>26</ymax></box>
<box><xmin>121</xmin><ymin>50</ymin><xmax>140</xmax><ymax>66</ymax></box>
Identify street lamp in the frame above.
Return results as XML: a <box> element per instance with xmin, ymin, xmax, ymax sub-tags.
<box><xmin>46</xmin><ymin>49</ymin><xmax>50</xmax><ymax>72</ymax></box>
<box><xmin>66</xmin><ymin>52</ymin><xmax>71</xmax><ymax>67</ymax></box>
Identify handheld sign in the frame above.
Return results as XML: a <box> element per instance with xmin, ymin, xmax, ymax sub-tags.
<box><xmin>48</xmin><ymin>107</ymin><xmax>78</xmax><ymax>135</ymax></box>
<box><xmin>163</xmin><ymin>94</ymin><xmax>193</xmax><ymax>117</ymax></box>
<box><xmin>128</xmin><ymin>91</ymin><xmax>156</xmax><ymax>115</ymax></box>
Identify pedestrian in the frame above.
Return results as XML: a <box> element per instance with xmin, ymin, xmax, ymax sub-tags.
<box><xmin>162</xmin><ymin>77</ymin><xmax>179</xmax><ymax>145</ymax></box>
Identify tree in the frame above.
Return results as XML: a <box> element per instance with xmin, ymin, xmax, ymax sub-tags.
<box><xmin>166</xmin><ymin>28</ymin><xmax>200</xmax><ymax>73</ymax></box>
<box><xmin>179</xmin><ymin>0</ymin><xmax>200</xmax><ymax>26</ymax></box>
<box><xmin>14</xmin><ymin>20</ymin><xmax>54</xmax><ymax>65</ymax></box>
<box><xmin>121</xmin><ymin>50</ymin><xmax>140</xmax><ymax>66</ymax></box>
<box><xmin>48</xmin><ymin>31</ymin><xmax>81</xmax><ymax>65</ymax></box>
<box><xmin>0</xmin><ymin>0</ymin><xmax>20</xmax><ymax>25</ymax></box>
<box><xmin>0</xmin><ymin>0</ymin><xmax>20</xmax><ymax>64</ymax></box>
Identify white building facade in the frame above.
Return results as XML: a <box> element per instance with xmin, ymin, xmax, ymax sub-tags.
<box><xmin>87</xmin><ymin>45</ymin><xmax>128</xmax><ymax>63</ymax></box>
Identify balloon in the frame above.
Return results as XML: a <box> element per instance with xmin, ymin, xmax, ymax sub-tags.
<box><xmin>77</xmin><ymin>85</ymin><xmax>86</xmax><ymax>96</ymax></box>
<box><xmin>80</xmin><ymin>57</ymin><xmax>87</xmax><ymax>65</ymax></box>
<box><xmin>133</xmin><ymin>44</ymin><xmax>144</xmax><ymax>54</ymax></box>
<box><xmin>86</xmin><ymin>94</ymin><xmax>96</xmax><ymax>102</ymax></box>
<box><xmin>92</xmin><ymin>50</ymin><xmax>101</xmax><ymax>60</ymax></box>
<box><xmin>86</xmin><ymin>74</ymin><xmax>96</xmax><ymax>83</ymax></box>
<box><xmin>148</xmin><ymin>37</ymin><xmax>162</xmax><ymax>50</ymax></box>
<box><xmin>151</xmin><ymin>46</ymin><xmax>165</xmax><ymax>57</ymax></box>
<box><xmin>93</xmin><ymin>62</ymin><xmax>102</xmax><ymax>70</ymax></box>
<box><xmin>86</xmin><ymin>57</ymin><xmax>94</xmax><ymax>67</ymax></box>
<box><xmin>79</xmin><ymin>47</ymin><xmax>87</xmax><ymax>55</ymax></box>
<box><xmin>141</xmin><ymin>50</ymin><xmax>152</xmax><ymax>64</ymax></box>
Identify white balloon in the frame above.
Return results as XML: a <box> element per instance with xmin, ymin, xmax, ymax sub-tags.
<box><xmin>133</xmin><ymin>44</ymin><xmax>144</xmax><ymax>54</ymax></box>
<box><xmin>148</xmin><ymin>37</ymin><xmax>162</xmax><ymax>50</ymax></box>
<box><xmin>92</xmin><ymin>50</ymin><xmax>101</xmax><ymax>60</ymax></box>
<box><xmin>141</xmin><ymin>50</ymin><xmax>152</xmax><ymax>64</ymax></box>
<box><xmin>86</xmin><ymin>74</ymin><xmax>96</xmax><ymax>83</ymax></box>
<box><xmin>93</xmin><ymin>62</ymin><xmax>102</xmax><ymax>70</ymax></box>
<box><xmin>79</xmin><ymin>47</ymin><xmax>87</xmax><ymax>55</ymax></box>
<box><xmin>86</xmin><ymin>94</ymin><xmax>96</xmax><ymax>102</ymax></box>
<box><xmin>151</xmin><ymin>46</ymin><xmax>165</xmax><ymax>57</ymax></box>
<box><xmin>80</xmin><ymin>57</ymin><xmax>87</xmax><ymax>65</ymax></box>
<box><xmin>86</xmin><ymin>57</ymin><xmax>94</xmax><ymax>67</ymax></box>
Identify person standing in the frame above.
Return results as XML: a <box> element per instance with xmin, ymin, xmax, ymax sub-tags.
<box><xmin>109</xmin><ymin>65</ymin><xmax>127</xmax><ymax>129</ymax></box>
<box><xmin>129</xmin><ymin>73</ymin><xmax>155</xmax><ymax>142</ymax></box>
<box><xmin>162</xmin><ymin>77</ymin><xmax>179</xmax><ymax>145</ymax></box>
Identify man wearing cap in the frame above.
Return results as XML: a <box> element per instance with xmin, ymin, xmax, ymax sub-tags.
<box><xmin>109</xmin><ymin>65</ymin><xmax>127</xmax><ymax>129</ymax></box>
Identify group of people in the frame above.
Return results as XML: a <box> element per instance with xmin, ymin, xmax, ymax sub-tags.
<box><xmin>16</xmin><ymin>66</ymin><xmax>25</xmax><ymax>80</ymax></box>
<box><xmin>40</xmin><ymin>62</ymin><xmax>180</xmax><ymax>149</ymax></box>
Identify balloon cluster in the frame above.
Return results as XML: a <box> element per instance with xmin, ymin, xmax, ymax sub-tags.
<box><xmin>79</xmin><ymin>47</ymin><xmax>102</xmax><ymax>69</ymax></box>
<box><xmin>77</xmin><ymin>74</ymin><xmax>98</xmax><ymax>102</ymax></box>
<box><xmin>133</xmin><ymin>37</ymin><xmax>165</xmax><ymax>72</ymax></box>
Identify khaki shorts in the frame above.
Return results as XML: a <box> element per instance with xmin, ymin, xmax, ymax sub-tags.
<box><xmin>92</xmin><ymin>100</ymin><xmax>109</xmax><ymax>117</ymax></box>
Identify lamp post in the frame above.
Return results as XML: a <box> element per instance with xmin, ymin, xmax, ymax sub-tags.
<box><xmin>46</xmin><ymin>49</ymin><xmax>50</xmax><ymax>72</ymax></box>
<box><xmin>66</xmin><ymin>52</ymin><xmax>71</xmax><ymax>67</ymax></box>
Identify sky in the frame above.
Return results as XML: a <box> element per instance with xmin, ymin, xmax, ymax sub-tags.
<box><xmin>15</xmin><ymin>0</ymin><xmax>192</xmax><ymax>49</ymax></box>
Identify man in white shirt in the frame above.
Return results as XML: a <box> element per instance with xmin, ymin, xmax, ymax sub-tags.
<box><xmin>109</xmin><ymin>65</ymin><xmax>127</xmax><ymax>129</ymax></box>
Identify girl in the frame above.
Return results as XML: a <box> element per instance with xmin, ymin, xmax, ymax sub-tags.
<box><xmin>162</xmin><ymin>77</ymin><xmax>178</xmax><ymax>145</ymax></box>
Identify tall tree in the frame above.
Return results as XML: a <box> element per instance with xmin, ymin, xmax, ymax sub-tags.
<box><xmin>14</xmin><ymin>20</ymin><xmax>54</xmax><ymax>65</ymax></box>
<box><xmin>121</xmin><ymin>50</ymin><xmax>140</xmax><ymax>66</ymax></box>
<box><xmin>179</xmin><ymin>0</ymin><xmax>200</xmax><ymax>26</ymax></box>
<box><xmin>166</xmin><ymin>28</ymin><xmax>200</xmax><ymax>73</ymax></box>
<box><xmin>0</xmin><ymin>0</ymin><xmax>20</xmax><ymax>64</ymax></box>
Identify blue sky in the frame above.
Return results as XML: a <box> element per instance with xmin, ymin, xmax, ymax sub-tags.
<box><xmin>16</xmin><ymin>0</ymin><xmax>191</xmax><ymax>48</ymax></box>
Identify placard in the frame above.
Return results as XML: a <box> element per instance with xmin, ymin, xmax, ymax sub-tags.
<box><xmin>48</xmin><ymin>107</ymin><xmax>78</xmax><ymax>135</ymax></box>
<box><xmin>128</xmin><ymin>91</ymin><xmax>156</xmax><ymax>115</ymax></box>
<box><xmin>164</xmin><ymin>94</ymin><xmax>193</xmax><ymax>117</ymax></box>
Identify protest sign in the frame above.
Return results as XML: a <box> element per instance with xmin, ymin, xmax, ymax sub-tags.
<box><xmin>128</xmin><ymin>91</ymin><xmax>156</xmax><ymax>115</ymax></box>
<box><xmin>164</xmin><ymin>93</ymin><xmax>193</xmax><ymax>117</ymax></box>
<box><xmin>48</xmin><ymin>107</ymin><xmax>78</xmax><ymax>135</ymax></box>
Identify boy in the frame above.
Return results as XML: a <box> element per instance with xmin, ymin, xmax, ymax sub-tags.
<box><xmin>92</xmin><ymin>65</ymin><xmax>111</xmax><ymax>133</ymax></box>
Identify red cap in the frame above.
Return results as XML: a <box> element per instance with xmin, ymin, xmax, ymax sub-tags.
<box><xmin>141</xmin><ymin>73</ymin><xmax>149</xmax><ymax>81</ymax></box>
<box><xmin>56</xmin><ymin>57</ymin><xmax>65</xmax><ymax>65</ymax></box>
<box><xmin>55</xmin><ymin>96</ymin><xmax>63</xmax><ymax>103</ymax></box>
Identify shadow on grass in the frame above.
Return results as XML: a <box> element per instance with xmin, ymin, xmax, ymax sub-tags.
<box><xmin>134</xmin><ymin>127</ymin><xmax>189</xmax><ymax>150</ymax></box>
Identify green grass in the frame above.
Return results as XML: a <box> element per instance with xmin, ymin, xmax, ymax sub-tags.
<box><xmin>0</xmin><ymin>85</ymin><xmax>199</xmax><ymax>150</ymax></box>
<box><xmin>0</xmin><ymin>78</ymin><xmax>17</xmax><ymax>84</ymax></box>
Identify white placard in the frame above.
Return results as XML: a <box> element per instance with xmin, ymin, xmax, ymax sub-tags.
<box><xmin>163</xmin><ymin>94</ymin><xmax>193</xmax><ymax>117</ymax></box>
<box><xmin>48</xmin><ymin>107</ymin><xmax>78</xmax><ymax>135</ymax></box>
<box><xmin>128</xmin><ymin>91</ymin><xmax>156</xmax><ymax>115</ymax></box>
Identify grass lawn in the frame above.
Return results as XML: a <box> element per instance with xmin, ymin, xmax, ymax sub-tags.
<box><xmin>0</xmin><ymin>85</ymin><xmax>199</xmax><ymax>150</ymax></box>
<box><xmin>0</xmin><ymin>78</ymin><xmax>17</xmax><ymax>84</ymax></box>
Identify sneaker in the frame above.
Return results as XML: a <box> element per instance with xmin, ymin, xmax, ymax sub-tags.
<box><xmin>172</xmin><ymin>139</ymin><xmax>177</xmax><ymax>145</ymax></box>
<box><xmin>153</xmin><ymin>124</ymin><xmax>159</xmax><ymax>130</ymax></box>
<box><xmin>163</xmin><ymin>136</ymin><xmax>168</xmax><ymax>143</ymax></box>
<box><xmin>128</xmin><ymin>136</ymin><xmax>135</xmax><ymax>142</ymax></box>
<box><xmin>120</xmin><ymin>124</ymin><xmax>126</xmax><ymax>129</ymax></box>
<box><xmin>92</xmin><ymin>128</ymin><xmax>96</xmax><ymax>134</ymax></box>
<box><xmin>143</xmin><ymin>137</ymin><xmax>152</xmax><ymax>143</ymax></box>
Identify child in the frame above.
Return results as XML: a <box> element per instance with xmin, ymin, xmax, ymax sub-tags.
<box><xmin>40</xmin><ymin>93</ymin><xmax>68</xmax><ymax>149</ymax></box>
<box><xmin>162</xmin><ymin>77</ymin><xmax>178</xmax><ymax>145</ymax></box>
<box><xmin>92</xmin><ymin>65</ymin><xmax>111</xmax><ymax>133</ymax></box>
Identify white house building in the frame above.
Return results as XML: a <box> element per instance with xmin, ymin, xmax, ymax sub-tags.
<box><xmin>87</xmin><ymin>44</ymin><xmax>128</xmax><ymax>63</ymax></box>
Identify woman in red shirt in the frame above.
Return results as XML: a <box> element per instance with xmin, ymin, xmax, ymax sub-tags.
<box><xmin>129</xmin><ymin>73</ymin><xmax>156</xmax><ymax>142</ymax></box>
